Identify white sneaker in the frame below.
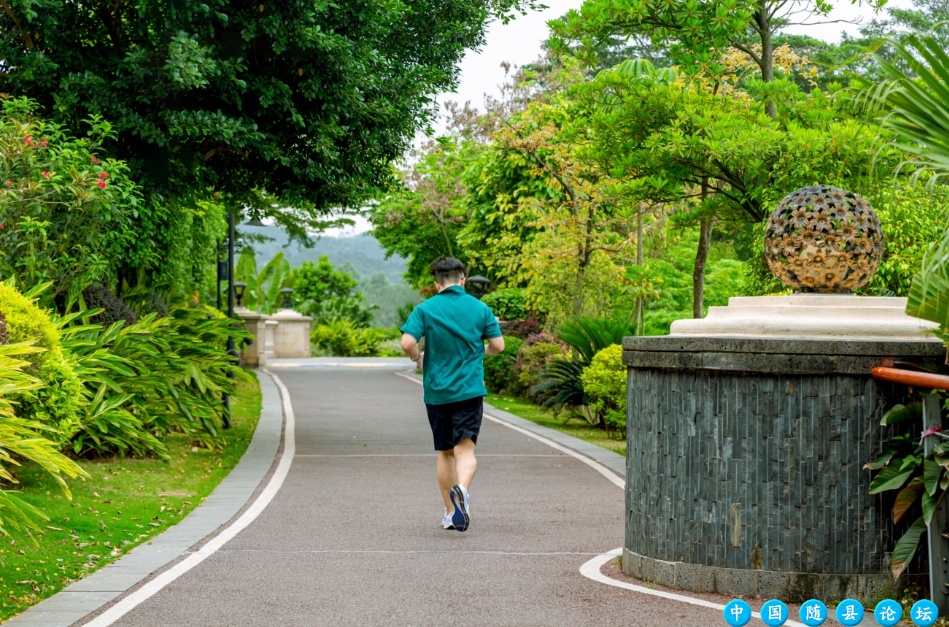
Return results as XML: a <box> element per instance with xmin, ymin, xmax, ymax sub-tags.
<box><xmin>442</xmin><ymin>513</ymin><xmax>455</xmax><ymax>530</ymax></box>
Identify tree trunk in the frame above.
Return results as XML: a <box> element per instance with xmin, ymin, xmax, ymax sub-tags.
<box><xmin>692</xmin><ymin>187</ymin><xmax>713</xmax><ymax>319</ymax></box>
<box><xmin>755</xmin><ymin>4</ymin><xmax>777</xmax><ymax>118</ymax></box>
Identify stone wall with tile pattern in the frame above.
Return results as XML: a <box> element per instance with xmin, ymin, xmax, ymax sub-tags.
<box><xmin>626</xmin><ymin>368</ymin><xmax>888</xmax><ymax>575</ymax></box>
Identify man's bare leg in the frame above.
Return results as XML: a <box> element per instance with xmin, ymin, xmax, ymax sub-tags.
<box><xmin>454</xmin><ymin>438</ymin><xmax>477</xmax><ymax>490</ymax></box>
<box><xmin>436</xmin><ymin>449</ymin><xmax>457</xmax><ymax>514</ymax></box>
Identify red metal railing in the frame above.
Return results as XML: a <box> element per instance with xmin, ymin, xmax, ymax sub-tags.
<box><xmin>872</xmin><ymin>367</ymin><xmax>949</xmax><ymax>391</ymax></box>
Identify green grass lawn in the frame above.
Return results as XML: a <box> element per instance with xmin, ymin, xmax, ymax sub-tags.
<box><xmin>0</xmin><ymin>374</ymin><xmax>263</xmax><ymax>621</ymax></box>
<box><xmin>485</xmin><ymin>392</ymin><xmax>627</xmax><ymax>456</ymax></box>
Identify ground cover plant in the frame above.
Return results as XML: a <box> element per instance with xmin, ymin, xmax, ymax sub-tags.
<box><xmin>0</xmin><ymin>375</ymin><xmax>261</xmax><ymax>621</ymax></box>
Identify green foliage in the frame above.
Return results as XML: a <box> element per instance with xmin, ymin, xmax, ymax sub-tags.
<box><xmin>81</xmin><ymin>284</ymin><xmax>138</xmax><ymax>328</ymax></box>
<box><xmin>580</xmin><ymin>344</ymin><xmax>627</xmax><ymax>431</ymax></box>
<box><xmin>553</xmin><ymin>0</ymin><xmax>757</xmax><ymax>75</ymax></box>
<box><xmin>531</xmin><ymin>317</ymin><xmax>634</xmax><ymax>421</ymax></box>
<box><xmin>556</xmin><ymin>317</ymin><xmax>635</xmax><ymax>364</ymax></box>
<box><xmin>0</xmin><ymin>0</ymin><xmax>537</xmax><ymax>230</ymax></box>
<box><xmin>481</xmin><ymin>288</ymin><xmax>528</xmax><ymax>321</ymax></box>
<box><xmin>530</xmin><ymin>357</ymin><xmax>588</xmax><ymax>417</ymax></box>
<box><xmin>458</xmin><ymin>143</ymin><xmax>555</xmax><ymax>288</ymax></box>
<box><xmin>875</xmin><ymin>33</ymin><xmax>949</xmax><ymax>184</ymax></box>
<box><xmin>0</xmin><ymin>342</ymin><xmax>89</xmax><ymax>540</ymax></box>
<box><xmin>907</xmin><ymin>223</ymin><xmax>949</xmax><ymax>348</ymax></box>
<box><xmin>61</xmin><ymin>306</ymin><xmax>250</xmax><ymax>452</ymax></box>
<box><xmin>864</xmin><ymin>421</ymin><xmax>949</xmax><ymax>580</ymax></box>
<box><xmin>310</xmin><ymin>320</ymin><xmax>390</xmax><ymax>357</ymax></box>
<box><xmin>483</xmin><ymin>336</ymin><xmax>524</xmax><ymax>394</ymax></box>
<box><xmin>0</xmin><ymin>97</ymin><xmax>143</xmax><ymax>308</ymax></box>
<box><xmin>59</xmin><ymin>316</ymin><xmax>168</xmax><ymax>459</ymax></box>
<box><xmin>514</xmin><ymin>334</ymin><xmax>568</xmax><ymax>393</ymax></box>
<box><xmin>235</xmin><ymin>249</ymin><xmax>292</xmax><ymax>315</ymax></box>
<box><xmin>0</xmin><ymin>282</ymin><xmax>83</xmax><ymax>441</ymax></box>
<box><xmin>863</xmin><ymin>181</ymin><xmax>949</xmax><ymax>297</ymax></box>
<box><xmin>292</xmin><ymin>256</ymin><xmax>377</xmax><ymax>328</ymax></box>
<box><xmin>371</xmin><ymin>138</ymin><xmax>471</xmax><ymax>289</ymax></box>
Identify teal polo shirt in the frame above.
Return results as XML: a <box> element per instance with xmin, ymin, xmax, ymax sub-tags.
<box><xmin>401</xmin><ymin>285</ymin><xmax>502</xmax><ymax>405</ymax></box>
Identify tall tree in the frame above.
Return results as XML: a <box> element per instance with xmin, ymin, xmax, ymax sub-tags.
<box><xmin>552</xmin><ymin>0</ymin><xmax>884</xmax><ymax>117</ymax></box>
<box><xmin>0</xmin><ymin>0</ymin><xmax>538</xmax><ymax>294</ymax></box>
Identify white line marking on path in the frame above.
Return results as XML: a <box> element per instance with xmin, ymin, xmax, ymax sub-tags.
<box><xmin>84</xmin><ymin>370</ymin><xmax>295</xmax><ymax>627</ymax></box>
<box><xmin>396</xmin><ymin>369</ymin><xmax>806</xmax><ymax>624</ymax></box>
<box><xmin>395</xmin><ymin>371</ymin><xmax>624</xmax><ymax>489</ymax></box>
<box><xmin>581</xmin><ymin>550</ymin><xmax>807</xmax><ymax>627</ymax></box>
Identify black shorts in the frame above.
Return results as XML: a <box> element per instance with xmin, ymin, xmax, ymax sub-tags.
<box><xmin>425</xmin><ymin>396</ymin><xmax>484</xmax><ymax>451</ymax></box>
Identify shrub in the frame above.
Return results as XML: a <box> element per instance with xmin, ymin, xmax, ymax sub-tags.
<box><xmin>514</xmin><ymin>334</ymin><xmax>567</xmax><ymax>394</ymax></box>
<box><xmin>580</xmin><ymin>344</ymin><xmax>627</xmax><ymax>432</ymax></box>
<box><xmin>0</xmin><ymin>97</ymin><xmax>141</xmax><ymax>308</ymax></box>
<box><xmin>0</xmin><ymin>283</ymin><xmax>83</xmax><ymax>441</ymax></box>
<box><xmin>498</xmin><ymin>319</ymin><xmax>541</xmax><ymax>339</ymax></box>
<box><xmin>310</xmin><ymin>319</ymin><xmax>389</xmax><ymax>356</ymax></box>
<box><xmin>531</xmin><ymin>318</ymin><xmax>633</xmax><ymax>419</ymax></box>
<box><xmin>481</xmin><ymin>288</ymin><xmax>527</xmax><ymax>320</ymax></box>
<box><xmin>61</xmin><ymin>305</ymin><xmax>250</xmax><ymax>454</ymax></box>
<box><xmin>483</xmin><ymin>336</ymin><xmax>523</xmax><ymax>394</ymax></box>
<box><xmin>60</xmin><ymin>317</ymin><xmax>168</xmax><ymax>459</ymax></box>
<box><xmin>0</xmin><ymin>342</ymin><xmax>88</xmax><ymax>539</ymax></box>
<box><xmin>82</xmin><ymin>284</ymin><xmax>137</xmax><ymax>327</ymax></box>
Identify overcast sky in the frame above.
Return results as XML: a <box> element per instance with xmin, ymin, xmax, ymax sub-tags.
<box><xmin>326</xmin><ymin>0</ymin><xmax>910</xmax><ymax>236</ymax></box>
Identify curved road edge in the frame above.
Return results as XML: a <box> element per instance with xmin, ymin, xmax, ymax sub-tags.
<box><xmin>5</xmin><ymin>370</ymin><xmax>292</xmax><ymax>627</ymax></box>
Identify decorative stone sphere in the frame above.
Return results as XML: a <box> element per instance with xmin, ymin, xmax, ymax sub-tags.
<box><xmin>764</xmin><ymin>185</ymin><xmax>884</xmax><ymax>293</ymax></box>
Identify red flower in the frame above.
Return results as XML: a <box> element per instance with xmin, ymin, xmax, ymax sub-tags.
<box><xmin>4</xmin><ymin>181</ymin><xmax>11</xmax><ymax>186</ymax></box>
<box><xmin>41</xmin><ymin>171</ymin><xmax>51</xmax><ymax>179</ymax></box>
<box><xmin>40</xmin><ymin>140</ymin><xmax>48</xmax><ymax>147</ymax></box>
<box><xmin>91</xmin><ymin>156</ymin><xmax>100</xmax><ymax>164</ymax></box>
<box><xmin>98</xmin><ymin>172</ymin><xmax>109</xmax><ymax>179</ymax></box>
<box><xmin>0</xmin><ymin>224</ymin><xmax>4</xmax><ymax>229</ymax></box>
<box><xmin>24</xmin><ymin>135</ymin><xmax>34</xmax><ymax>147</ymax></box>
<box><xmin>97</xmin><ymin>179</ymin><xmax>106</xmax><ymax>189</ymax></box>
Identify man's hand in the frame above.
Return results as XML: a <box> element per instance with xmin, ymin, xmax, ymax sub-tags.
<box><xmin>485</xmin><ymin>336</ymin><xmax>505</xmax><ymax>356</ymax></box>
<box><xmin>401</xmin><ymin>332</ymin><xmax>423</xmax><ymax>370</ymax></box>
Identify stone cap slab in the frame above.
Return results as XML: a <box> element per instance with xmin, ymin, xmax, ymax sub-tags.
<box><xmin>623</xmin><ymin>335</ymin><xmax>946</xmax><ymax>375</ymax></box>
<box><xmin>669</xmin><ymin>294</ymin><xmax>938</xmax><ymax>340</ymax></box>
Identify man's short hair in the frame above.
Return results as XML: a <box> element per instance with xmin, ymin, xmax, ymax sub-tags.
<box><xmin>431</xmin><ymin>256</ymin><xmax>466</xmax><ymax>285</ymax></box>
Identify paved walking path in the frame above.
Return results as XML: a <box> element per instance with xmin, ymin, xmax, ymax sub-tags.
<box><xmin>8</xmin><ymin>359</ymin><xmax>728</xmax><ymax>626</ymax></box>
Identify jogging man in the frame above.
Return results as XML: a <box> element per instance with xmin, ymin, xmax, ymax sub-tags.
<box><xmin>400</xmin><ymin>256</ymin><xmax>504</xmax><ymax>532</ymax></box>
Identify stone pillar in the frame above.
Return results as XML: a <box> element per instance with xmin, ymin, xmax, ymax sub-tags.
<box><xmin>234</xmin><ymin>308</ymin><xmax>270</xmax><ymax>367</ymax></box>
<box><xmin>623</xmin><ymin>294</ymin><xmax>944</xmax><ymax>602</ymax></box>
<box><xmin>270</xmin><ymin>309</ymin><xmax>313</xmax><ymax>358</ymax></box>
<box><xmin>264</xmin><ymin>319</ymin><xmax>278</xmax><ymax>360</ymax></box>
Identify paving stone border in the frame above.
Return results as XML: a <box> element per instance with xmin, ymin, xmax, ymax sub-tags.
<box><xmin>621</xmin><ymin>548</ymin><xmax>901</xmax><ymax>602</ymax></box>
<box><xmin>6</xmin><ymin>371</ymin><xmax>285</xmax><ymax>627</ymax></box>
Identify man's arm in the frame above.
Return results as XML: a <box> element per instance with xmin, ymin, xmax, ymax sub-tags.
<box><xmin>401</xmin><ymin>333</ymin><xmax>424</xmax><ymax>369</ymax></box>
<box><xmin>485</xmin><ymin>336</ymin><xmax>505</xmax><ymax>356</ymax></box>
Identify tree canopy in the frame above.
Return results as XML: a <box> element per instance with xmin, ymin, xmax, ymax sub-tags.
<box><xmin>0</xmin><ymin>0</ymin><xmax>537</xmax><ymax>220</ymax></box>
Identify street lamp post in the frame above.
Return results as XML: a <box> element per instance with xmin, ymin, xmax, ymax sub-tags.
<box><xmin>222</xmin><ymin>213</ymin><xmax>265</xmax><ymax>429</ymax></box>
<box><xmin>279</xmin><ymin>287</ymin><xmax>294</xmax><ymax>310</ymax></box>
<box><xmin>466</xmin><ymin>275</ymin><xmax>490</xmax><ymax>300</ymax></box>
<box><xmin>222</xmin><ymin>210</ymin><xmax>239</xmax><ymax>429</ymax></box>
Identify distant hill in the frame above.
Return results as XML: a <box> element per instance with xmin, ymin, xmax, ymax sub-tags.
<box><xmin>243</xmin><ymin>227</ymin><xmax>407</xmax><ymax>285</ymax></box>
<box><xmin>241</xmin><ymin>227</ymin><xmax>420</xmax><ymax>327</ymax></box>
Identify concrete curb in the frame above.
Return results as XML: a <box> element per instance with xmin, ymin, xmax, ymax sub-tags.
<box><xmin>5</xmin><ymin>371</ymin><xmax>285</xmax><ymax>627</ymax></box>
